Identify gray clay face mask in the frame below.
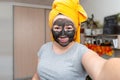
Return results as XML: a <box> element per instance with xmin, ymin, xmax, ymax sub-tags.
<box><xmin>52</xmin><ymin>18</ymin><xmax>75</xmax><ymax>47</ymax></box>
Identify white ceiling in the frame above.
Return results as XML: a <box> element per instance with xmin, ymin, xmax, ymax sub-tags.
<box><xmin>0</xmin><ymin>0</ymin><xmax>54</xmax><ymax>6</ymax></box>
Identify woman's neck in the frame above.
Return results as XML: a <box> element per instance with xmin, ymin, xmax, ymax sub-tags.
<box><xmin>52</xmin><ymin>41</ymin><xmax>75</xmax><ymax>54</ymax></box>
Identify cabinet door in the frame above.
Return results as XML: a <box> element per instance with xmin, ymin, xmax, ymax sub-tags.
<box><xmin>14</xmin><ymin>6</ymin><xmax>45</xmax><ymax>79</ymax></box>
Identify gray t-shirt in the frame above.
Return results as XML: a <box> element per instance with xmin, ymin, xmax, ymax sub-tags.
<box><xmin>37</xmin><ymin>42</ymin><xmax>89</xmax><ymax>80</ymax></box>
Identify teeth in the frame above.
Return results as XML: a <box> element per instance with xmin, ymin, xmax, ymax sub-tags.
<box><xmin>59</xmin><ymin>37</ymin><xmax>68</xmax><ymax>42</ymax></box>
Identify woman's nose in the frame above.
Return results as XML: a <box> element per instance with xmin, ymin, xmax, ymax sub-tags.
<box><xmin>61</xmin><ymin>29</ymin><xmax>66</xmax><ymax>36</ymax></box>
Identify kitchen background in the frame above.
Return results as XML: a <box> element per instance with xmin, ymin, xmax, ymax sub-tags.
<box><xmin>0</xmin><ymin>0</ymin><xmax>120</xmax><ymax>80</ymax></box>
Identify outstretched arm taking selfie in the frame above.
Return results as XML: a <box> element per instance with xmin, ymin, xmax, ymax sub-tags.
<box><xmin>82</xmin><ymin>49</ymin><xmax>120</xmax><ymax>80</ymax></box>
<box><xmin>98</xmin><ymin>58</ymin><xmax>120</xmax><ymax>80</ymax></box>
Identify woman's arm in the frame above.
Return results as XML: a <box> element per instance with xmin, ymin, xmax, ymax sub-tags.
<box><xmin>32</xmin><ymin>59</ymin><xmax>40</xmax><ymax>80</ymax></box>
<box><xmin>32</xmin><ymin>72</ymin><xmax>40</xmax><ymax>80</ymax></box>
<box><xmin>82</xmin><ymin>49</ymin><xmax>120</xmax><ymax>80</ymax></box>
<box><xmin>82</xmin><ymin>49</ymin><xmax>106</xmax><ymax>80</ymax></box>
<box><xmin>98</xmin><ymin>58</ymin><xmax>120</xmax><ymax>80</ymax></box>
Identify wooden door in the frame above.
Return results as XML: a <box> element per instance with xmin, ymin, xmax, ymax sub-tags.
<box><xmin>45</xmin><ymin>9</ymin><xmax>51</xmax><ymax>42</ymax></box>
<box><xmin>14</xmin><ymin>6</ymin><xmax>45</xmax><ymax>79</ymax></box>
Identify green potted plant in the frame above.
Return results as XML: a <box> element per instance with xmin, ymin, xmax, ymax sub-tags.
<box><xmin>83</xmin><ymin>14</ymin><xmax>103</xmax><ymax>35</ymax></box>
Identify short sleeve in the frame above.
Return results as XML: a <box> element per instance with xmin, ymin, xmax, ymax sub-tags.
<box><xmin>78</xmin><ymin>44</ymin><xmax>89</xmax><ymax>59</ymax></box>
<box><xmin>37</xmin><ymin>48</ymin><xmax>42</xmax><ymax>58</ymax></box>
<box><xmin>37</xmin><ymin>42</ymin><xmax>52</xmax><ymax>58</ymax></box>
<box><xmin>37</xmin><ymin>44</ymin><xmax>45</xmax><ymax>58</ymax></box>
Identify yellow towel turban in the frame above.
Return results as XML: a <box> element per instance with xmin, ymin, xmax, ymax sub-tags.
<box><xmin>49</xmin><ymin>0</ymin><xmax>87</xmax><ymax>43</ymax></box>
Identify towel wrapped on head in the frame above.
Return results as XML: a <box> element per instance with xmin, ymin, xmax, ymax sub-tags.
<box><xmin>49</xmin><ymin>0</ymin><xmax>87</xmax><ymax>42</ymax></box>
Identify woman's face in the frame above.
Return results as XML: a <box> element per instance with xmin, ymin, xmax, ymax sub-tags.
<box><xmin>52</xmin><ymin>15</ymin><xmax>76</xmax><ymax>47</ymax></box>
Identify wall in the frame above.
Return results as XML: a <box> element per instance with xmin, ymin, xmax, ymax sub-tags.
<box><xmin>0</xmin><ymin>2</ymin><xmax>13</xmax><ymax>80</ymax></box>
<box><xmin>81</xmin><ymin>0</ymin><xmax>120</xmax><ymax>24</ymax></box>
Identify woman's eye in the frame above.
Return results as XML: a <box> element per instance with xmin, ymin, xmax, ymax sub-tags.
<box><xmin>67</xmin><ymin>27</ymin><xmax>72</xmax><ymax>29</ymax></box>
<box><xmin>55</xmin><ymin>27</ymin><xmax>60</xmax><ymax>29</ymax></box>
<box><xmin>65</xmin><ymin>26</ymin><xmax>74</xmax><ymax>31</ymax></box>
<box><xmin>54</xmin><ymin>27</ymin><xmax>62</xmax><ymax>30</ymax></box>
<box><xmin>53</xmin><ymin>26</ymin><xmax>62</xmax><ymax>31</ymax></box>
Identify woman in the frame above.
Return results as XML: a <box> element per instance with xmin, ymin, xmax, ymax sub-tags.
<box><xmin>32</xmin><ymin>0</ymin><xmax>120</xmax><ymax>80</ymax></box>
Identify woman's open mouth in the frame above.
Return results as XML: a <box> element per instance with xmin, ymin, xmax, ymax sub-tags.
<box><xmin>58</xmin><ymin>37</ymin><xmax>69</xmax><ymax>43</ymax></box>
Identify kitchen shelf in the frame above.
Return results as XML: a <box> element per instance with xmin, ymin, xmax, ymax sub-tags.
<box><xmin>81</xmin><ymin>34</ymin><xmax>120</xmax><ymax>49</ymax></box>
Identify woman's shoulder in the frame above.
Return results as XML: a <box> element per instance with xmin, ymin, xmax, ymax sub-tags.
<box><xmin>73</xmin><ymin>42</ymin><xmax>89</xmax><ymax>59</ymax></box>
<box><xmin>43</xmin><ymin>42</ymin><xmax>53</xmax><ymax>46</ymax></box>
<box><xmin>41</xmin><ymin>42</ymin><xmax>53</xmax><ymax>49</ymax></box>
<box><xmin>75</xmin><ymin>42</ymin><xmax>88</xmax><ymax>49</ymax></box>
<box><xmin>74</xmin><ymin>42</ymin><xmax>89</xmax><ymax>54</ymax></box>
<box><xmin>37</xmin><ymin>42</ymin><xmax>53</xmax><ymax>57</ymax></box>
